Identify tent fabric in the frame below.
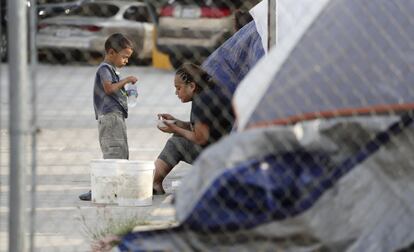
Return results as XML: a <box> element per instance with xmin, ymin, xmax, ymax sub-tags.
<box><xmin>249</xmin><ymin>0</ymin><xmax>268</xmax><ymax>52</ymax></box>
<box><xmin>235</xmin><ymin>0</ymin><xmax>414</xmax><ymax>130</ymax></box>
<box><xmin>119</xmin><ymin>116</ymin><xmax>414</xmax><ymax>251</ymax></box>
<box><xmin>201</xmin><ymin>21</ymin><xmax>265</xmax><ymax>96</ymax></box>
<box><xmin>250</xmin><ymin>0</ymin><xmax>327</xmax><ymax>53</ymax></box>
<box><xmin>234</xmin><ymin>0</ymin><xmax>330</xmax><ymax>130</ymax></box>
<box><xmin>117</xmin><ymin>0</ymin><xmax>414</xmax><ymax>251</ymax></box>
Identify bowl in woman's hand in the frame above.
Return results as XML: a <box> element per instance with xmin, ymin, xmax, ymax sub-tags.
<box><xmin>157</xmin><ymin>119</ymin><xmax>176</xmax><ymax>128</ymax></box>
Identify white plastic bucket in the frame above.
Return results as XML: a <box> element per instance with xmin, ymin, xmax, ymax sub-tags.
<box><xmin>90</xmin><ymin>159</ymin><xmax>118</xmax><ymax>204</ymax></box>
<box><xmin>117</xmin><ymin>160</ymin><xmax>154</xmax><ymax>206</ymax></box>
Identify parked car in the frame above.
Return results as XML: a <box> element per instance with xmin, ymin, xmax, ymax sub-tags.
<box><xmin>37</xmin><ymin>0</ymin><xmax>156</xmax><ymax>64</ymax></box>
<box><xmin>156</xmin><ymin>0</ymin><xmax>244</xmax><ymax>69</ymax></box>
<box><xmin>1</xmin><ymin>0</ymin><xmax>79</xmax><ymax>61</ymax></box>
<box><xmin>37</xmin><ymin>0</ymin><xmax>85</xmax><ymax>19</ymax></box>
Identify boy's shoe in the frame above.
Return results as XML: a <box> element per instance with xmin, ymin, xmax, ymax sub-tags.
<box><xmin>79</xmin><ymin>190</ymin><xmax>91</xmax><ymax>201</ymax></box>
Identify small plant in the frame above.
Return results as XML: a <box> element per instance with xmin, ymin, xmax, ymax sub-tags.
<box><xmin>77</xmin><ymin>207</ymin><xmax>150</xmax><ymax>251</ymax></box>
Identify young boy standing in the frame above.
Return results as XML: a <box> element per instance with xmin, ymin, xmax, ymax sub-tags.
<box><xmin>79</xmin><ymin>33</ymin><xmax>137</xmax><ymax>201</ymax></box>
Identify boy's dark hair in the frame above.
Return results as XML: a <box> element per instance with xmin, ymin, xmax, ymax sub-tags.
<box><xmin>176</xmin><ymin>63</ymin><xmax>215</xmax><ymax>93</ymax></box>
<box><xmin>104</xmin><ymin>33</ymin><xmax>133</xmax><ymax>53</ymax></box>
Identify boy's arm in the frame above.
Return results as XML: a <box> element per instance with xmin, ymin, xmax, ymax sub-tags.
<box><xmin>103</xmin><ymin>76</ymin><xmax>137</xmax><ymax>95</ymax></box>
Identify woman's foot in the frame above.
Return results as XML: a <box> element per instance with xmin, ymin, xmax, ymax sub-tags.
<box><xmin>153</xmin><ymin>183</ymin><xmax>165</xmax><ymax>195</ymax></box>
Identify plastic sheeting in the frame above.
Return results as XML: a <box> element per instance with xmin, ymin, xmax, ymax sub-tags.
<box><xmin>235</xmin><ymin>0</ymin><xmax>414</xmax><ymax>130</ymax></box>
<box><xmin>117</xmin><ymin>0</ymin><xmax>414</xmax><ymax>251</ymax></box>
<box><xmin>201</xmin><ymin>21</ymin><xmax>265</xmax><ymax>96</ymax></box>
<box><xmin>119</xmin><ymin>116</ymin><xmax>414</xmax><ymax>251</ymax></box>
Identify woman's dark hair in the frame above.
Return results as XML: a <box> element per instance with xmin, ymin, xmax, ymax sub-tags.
<box><xmin>104</xmin><ymin>33</ymin><xmax>133</xmax><ymax>53</ymax></box>
<box><xmin>176</xmin><ymin>63</ymin><xmax>215</xmax><ymax>93</ymax></box>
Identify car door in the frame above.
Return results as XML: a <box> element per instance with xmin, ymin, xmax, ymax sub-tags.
<box><xmin>122</xmin><ymin>4</ymin><xmax>154</xmax><ymax>60</ymax></box>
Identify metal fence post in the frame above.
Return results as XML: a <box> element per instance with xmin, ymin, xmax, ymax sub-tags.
<box><xmin>8</xmin><ymin>0</ymin><xmax>29</xmax><ymax>251</ymax></box>
<box><xmin>268</xmin><ymin>0</ymin><xmax>277</xmax><ymax>50</ymax></box>
<box><xmin>0</xmin><ymin>0</ymin><xmax>2</xmax><ymax>162</ymax></box>
<box><xmin>29</xmin><ymin>0</ymin><xmax>38</xmax><ymax>251</ymax></box>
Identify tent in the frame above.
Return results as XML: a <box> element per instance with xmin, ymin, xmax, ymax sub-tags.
<box><xmin>201</xmin><ymin>0</ymin><xmax>327</xmax><ymax>98</ymax></box>
<box><xmin>118</xmin><ymin>0</ymin><xmax>414</xmax><ymax>251</ymax></box>
<box><xmin>201</xmin><ymin>9</ymin><xmax>265</xmax><ymax>96</ymax></box>
<box><xmin>234</xmin><ymin>0</ymin><xmax>414</xmax><ymax>130</ymax></box>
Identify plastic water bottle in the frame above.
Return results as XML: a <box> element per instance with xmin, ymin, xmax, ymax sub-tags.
<box><xmin>126</xmin><ymin>84</ymin><xmax>138</xmax><ymax>108</ymax></box>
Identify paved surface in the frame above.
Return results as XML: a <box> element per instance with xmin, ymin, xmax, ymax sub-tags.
<box><xmin>0</xmin><ymin>63</ymin><xmax>192</xmax><ymax>251</ymax></box>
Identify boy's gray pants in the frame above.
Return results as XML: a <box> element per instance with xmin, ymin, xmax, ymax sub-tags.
<box><xmin>98</xmin><ymin>112</ymin><xmax>129</xmax><ymax>159</ymax></box>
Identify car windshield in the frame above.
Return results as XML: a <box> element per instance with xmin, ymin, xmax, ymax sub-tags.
<box><xmin>68</xmin><ymin>3</ymin><xmax>119</xmax><ymax>17</ymax></box>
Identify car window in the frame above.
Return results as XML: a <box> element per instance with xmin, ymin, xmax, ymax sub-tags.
<box><xmin>68</xmin><ymin>3</ymin><xmax>119</xmax><ymax>18</ymax></box>
<box><xmin>123</xmin><ymin>6</ymin><xmax>152</xmax><ymax>23</ymax></box>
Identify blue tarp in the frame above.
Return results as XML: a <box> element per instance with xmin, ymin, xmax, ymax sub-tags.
<box><xmin>202</xmin><ymin>21</ymin><xmax>265</xmax><ymax>96</ymax></box>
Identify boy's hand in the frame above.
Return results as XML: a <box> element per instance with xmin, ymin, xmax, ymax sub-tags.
<box><xmin>126</xmin><ymin>76</ymin><xmax>138</xmax><ymax>84</ymax></box>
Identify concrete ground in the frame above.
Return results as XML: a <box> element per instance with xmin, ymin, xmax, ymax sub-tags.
<box><xmin>0</xmin><ymin>64</ymin><xmax>192</xmax><ymax>251</ymax></box>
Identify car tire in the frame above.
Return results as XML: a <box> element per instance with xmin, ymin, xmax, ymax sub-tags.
<box><xmin>169</xmin><ymin>53</ymin><xmax>183</xmax><ymax>69</ymax></box>
<box><xmin>128</xmin><ymin>53</ymin><xmax>151</xmax><ymax>66</ymax></box>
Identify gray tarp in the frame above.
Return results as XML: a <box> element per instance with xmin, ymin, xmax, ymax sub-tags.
<box><xmin>174</xmin><ymin>117</ymin><xmax>414</xmax><ymax>252</ymax></box>
<box><xmin>119</xmin><ymin>116</ymin><xmax>414</xmax><ymax>251</ymax></box>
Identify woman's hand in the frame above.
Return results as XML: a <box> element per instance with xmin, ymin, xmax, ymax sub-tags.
<box><xmin>157</xmin><ymin>113</ymin><xmax>175</xmax><ymax>121</ymax></box>
<box><xmin>157</xmin><ymin>120</ymin><xmax>177</xmax><ymax>133</ymax></box>
<box><xmin>157</xmin><ymin>114</ymin><xmax>177</xmax><ymax>133</ymax></box>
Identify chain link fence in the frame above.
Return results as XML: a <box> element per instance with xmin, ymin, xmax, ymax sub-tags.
<box><xmin>1</xmin><ymin>0</ymin><xmax>414</xmax><ymax>251</ymax></box>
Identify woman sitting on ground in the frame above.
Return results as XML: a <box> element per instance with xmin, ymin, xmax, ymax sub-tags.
<box><xmin>153</xmin><ymin>63</ymin><xmax>235</xmax><ymax>195</ymax></box>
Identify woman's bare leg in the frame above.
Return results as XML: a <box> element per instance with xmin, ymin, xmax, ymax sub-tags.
<box><xmin>153</xmin><ymin>159</ymin><xmax>173</xmax><ymax>194</ymax></box>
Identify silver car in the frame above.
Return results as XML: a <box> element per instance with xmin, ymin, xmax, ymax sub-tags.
<box><xmin>156</xmin><ymin>0</ymin><xmax>240</xmax><ymax>68</ymax></box>
<box><xmin>37</xmin><ymin>0</ymin><xmax>155</xmax><ymax>64</ymax></box>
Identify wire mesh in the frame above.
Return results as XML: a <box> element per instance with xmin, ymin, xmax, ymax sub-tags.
<box><xmin>1</xmin><ymin>0</ymin><xmax>414</xmax><ymax>251</ymax></box>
